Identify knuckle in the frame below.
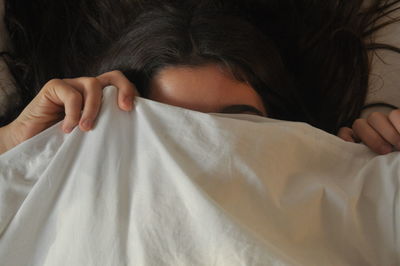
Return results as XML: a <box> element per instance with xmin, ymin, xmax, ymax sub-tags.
<box><xmin>66</xmin><ymin>90</ymin><xmax>83</xmax><ymax>102</ymax></box>
<box><xmin>367</xmin><ymin>112</ymin><xmax>383</xmax><ymax>123</ymax></box>
<box><xmin>84</xmin><ymin>77</ymin><xmax>101</xmax><ymax>88</ymax></box>
<box><xmin>389</xmin><ymin>109</ymin><xmax>400</xmax><ymax>120</ymax></box>
<box><xmin>45</xmin><ymin>78</ymin><xmax>63</xmax><ymax>88</ymax></box>
<box><xmin>352</xmin><ymin>118</ymin><xmax>366</xmax><ymax>129</ymax></box>
<box><xmin>110</xmin><ymin>70</ymin><xmax>123</xmax><ymax>76</ymax></box>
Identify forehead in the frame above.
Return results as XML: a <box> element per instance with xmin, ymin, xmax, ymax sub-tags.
<box><xmin>148</xmin><ymin>64</ymin><xmax>266</xmax><ymax>114</ymax></box>
<box><xmin>152</xmin><ymin>64</ymin><xmax>240</xmax><ymax>90</ymax></box>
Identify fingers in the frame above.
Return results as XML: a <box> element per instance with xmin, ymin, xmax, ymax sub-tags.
<box><xmin>11</xmin><ymin>70</ymin><xmax>137</xmax><ymax>143</ymax></box>
<box><xmin>388</xmin><ymin>109</ymin><xmax>400</xmax><ymax>133</ymax></box>
<box><xmin>96</xmin><ymin>70</ymin><xmax>139</xmax><ymax>111</ymax></box>
<box><xmin>63</xmin><ymin>77</ymin><xmax>103</xmax><ymax>131</ymax></box>
<box><xmin>337</xmin><ymin>127</ymin><xmax>357</xmax><ymax>142</ymax></box>
<box><xmin>62</xmin><ymin>70</ymin><xmax>137</xmax><ymax>132</ymax></box>
<box><xmin>367</xmin><ymin>112</ymin><xmax>400</xmax><ymax>150</ymax></box>
<box><xmin>39</xmin><ymin>71</ymin><xmax>136</xmax><ymax>134</ymax></box>
<box><xmin>44</xmin><ymin>79</ymin><xmax>84</xmax><ymax>133</ymax></box>
<box><xmin>352</xmin><ymin>118</ymin><xmax>394</xmax><ymax>155</ymax></box>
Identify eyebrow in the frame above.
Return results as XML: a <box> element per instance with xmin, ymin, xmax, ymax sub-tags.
<box><xmin>217</xmin><ymin>105</ymin><xmax>265</xmax><ymax>116</ymax></box>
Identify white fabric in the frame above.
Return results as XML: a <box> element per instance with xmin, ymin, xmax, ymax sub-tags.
<box><xmin>0</xmin><ymin>86</ymin><xmax>399</xmax><ymax>266</ymax></box>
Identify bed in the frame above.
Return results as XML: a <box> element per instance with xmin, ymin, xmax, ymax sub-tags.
<box><xmin>0</xmin><ymin>1</ymin><xmax>399</xmax><ymax>265</ymax></box>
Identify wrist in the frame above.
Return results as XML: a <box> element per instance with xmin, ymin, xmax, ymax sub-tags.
<box><xmin>360</xmin><ymin>102</ymin><xmax>398</xmax><ymax>119</ymax></box>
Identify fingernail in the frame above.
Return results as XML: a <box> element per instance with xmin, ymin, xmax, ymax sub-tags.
<box><xmin>64</xmin><ymin>126</ymin><xmax>73</xmax><ymax>133</ymax></box>
<box><xmin>123</xmin><ymin>96</ymin><xmax>133</xmax><ymax>109</ymax></box>
<box><xmin>81</xmin><ymin>119</ymin><xmax>92</xmax><ymax>130</ymax></box>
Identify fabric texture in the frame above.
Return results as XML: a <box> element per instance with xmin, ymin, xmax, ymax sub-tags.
<box><xmin>0</xmin><ymin>86</ymin><xmax>399</xmax><ymax>266</ymax></box>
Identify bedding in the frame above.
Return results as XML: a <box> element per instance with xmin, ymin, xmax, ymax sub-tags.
<box><xmin>0</xmin><ymin>86</ymin><xmax>398</xmax><ymax>266</ymax></box>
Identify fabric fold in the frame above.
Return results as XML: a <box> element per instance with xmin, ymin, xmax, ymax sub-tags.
<box><xmin>0</xmin><ymin>86</ymin><xmax>398</xmax><ymax>266</ymax></box>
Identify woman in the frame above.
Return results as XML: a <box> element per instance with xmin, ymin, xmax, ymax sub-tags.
<box><xmin>1</xmin><ymin>0</ymin><xmax>400</xmax><ymax>154</ymax></box>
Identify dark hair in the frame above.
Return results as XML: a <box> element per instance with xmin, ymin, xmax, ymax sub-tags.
<box><xmin>95</xmin><ymin>2</ymin><xmax>308</xmax><ymax>125</ymax></box>
<box><xmin>2</xmin><ymin>0</ymin><xmax>400</xmax><ymax>134</ymax></box>
<box><xmin>0</xmin><ymin>0</ymin><xmax>137</xmax><ymax>125</ymax></box>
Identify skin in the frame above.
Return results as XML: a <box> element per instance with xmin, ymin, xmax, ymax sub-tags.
<box><xmin>0</xmin><ymin>65</ymin><xmax>266</xmax><ymax>154</ymax></box>
<box><xmin>148</xmin><ymin>64</ymin><xmax>266</xmax><ymax>116</ymax></box>
<box><xmin>0</xmin><ymin>71</ymin><xmax>138</xmax><ymax>154</ymax></box>
<box><xmin>1</xmin><ymin>64</ymin><xmax>399</xmax><ymax>155</ymax></box>
<box><xmin>338</xmin><ymin>110</ymin><xmax>400</xmax><ymax>155</ymax></box>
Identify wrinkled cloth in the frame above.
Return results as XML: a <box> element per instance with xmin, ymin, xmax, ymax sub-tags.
<box><xmin>0</xmin><ymin>86</ymin><xmax>399</xmax><ymax>266</ymax></box>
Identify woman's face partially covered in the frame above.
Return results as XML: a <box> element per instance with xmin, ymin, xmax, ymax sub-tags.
<box><xmin>148</xmin><ymin>64</ymin><xmax>266</xmax><ymax>116</ymax></box>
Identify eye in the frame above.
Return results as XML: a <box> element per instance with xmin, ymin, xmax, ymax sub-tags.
<box><xmin>218</xmin><ymin>104</ymin><xmax>265</xmax><ymax>116</ymax></box>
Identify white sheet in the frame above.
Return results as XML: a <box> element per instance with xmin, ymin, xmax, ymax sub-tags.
<box><xmin>0</xmin><ymin>86</ymin><xmax>399</xmax><ymax>266</ymax></box>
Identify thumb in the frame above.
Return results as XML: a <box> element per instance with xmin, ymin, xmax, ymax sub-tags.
<box><xmin>337</xmin><ymin>127</ymin><xmax>356</xmax><ymax>143</ymax></box>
